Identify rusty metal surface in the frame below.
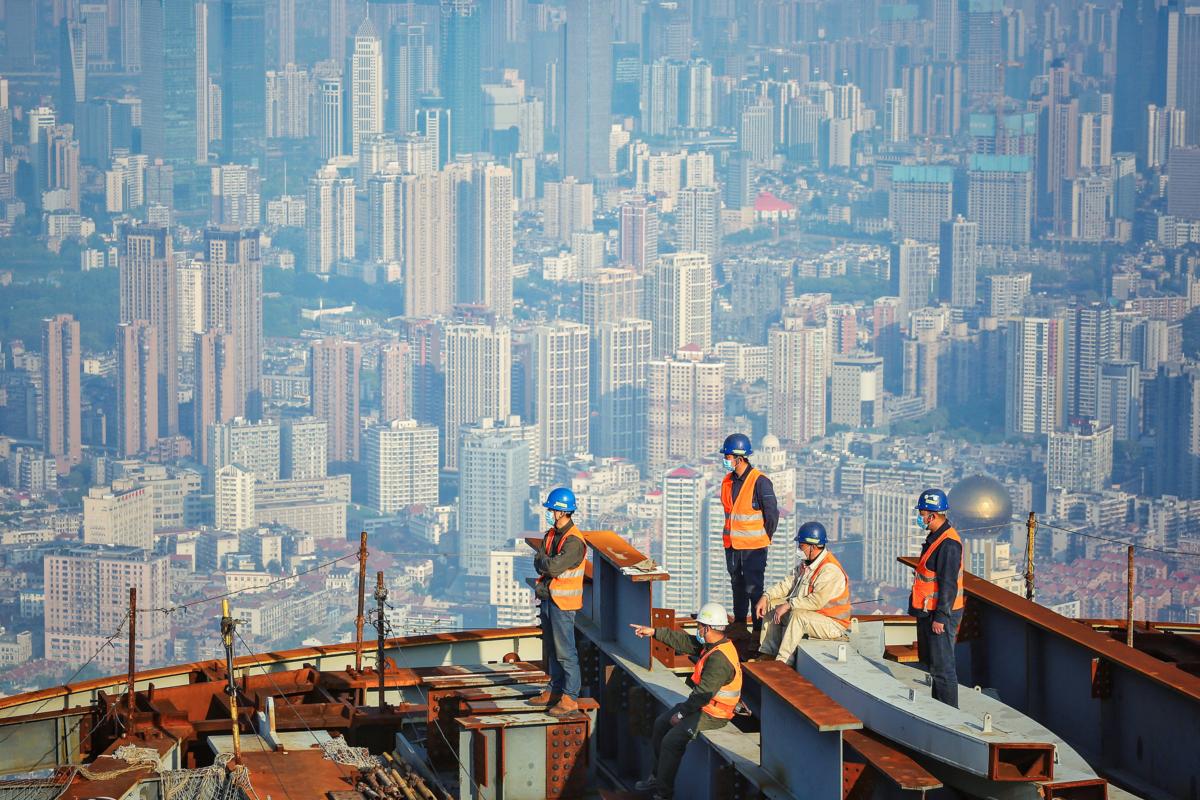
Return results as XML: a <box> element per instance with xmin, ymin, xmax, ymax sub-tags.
<box><xmin>239</xmin><ymin>748</ymin><xmax>357</xmax><ymax>800</ymax></box>
<box><xmin>744</xmin><ymin>660</ymin><xmax>861</xmax><ymax>732</ymax></box>
<box><xmin>842</xmin><ymin>728</ymin><xmax>942</xmax><ymax>791</ymax></box>
<box><xmin>579</xmin><ymin>530</ymin><xmax>668</xmax><ymax>582</ymax></box>
<box><xmin>545</xmin><ymin>718</ymin><xmax>589</xmax><ymax>799</ymax></box>
<box><xmin>987</xmin><ymin>742</ymin><xmax>1055</xmax><ymax>782</ymax></box>
<box><xmin>1041</xmin><ymin>778</ymin><xmax>1110</xmax><ymax>799</ymax></box>
<box><xmin>649</xmin><ymin>609</ymin><xmax>676</xmax><ymax>668</ymax></box>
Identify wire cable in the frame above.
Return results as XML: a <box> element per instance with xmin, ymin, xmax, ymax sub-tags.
<box><xmin>147</xmin><ymin>553</ymin><xmax>361</xmax><ymax>615</ymax></box>
<box><xmin>1020</xmin><ymin>517</ymin><xmax>1200</xmax><ymax>559</ymax></box>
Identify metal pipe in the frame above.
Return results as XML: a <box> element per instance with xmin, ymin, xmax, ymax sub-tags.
<box><xmin>1025</xmin><ymin>512</ymin><xmax>1036</xmax><ymax>602</ymax></box>
<box><xmin>127</xmin><ymin>587</ymin><xmax>137</xmax><ymax>724</ymax></box>
<box><xmin>1126</xmin><ymin>545</ymin><xmax>1135</xmax><ymax>648</ymax></box>
<box><xmin>221</xmin><ymin>598</ymin><xmax>241</xmax><ymax>759</ymax></box>
<box><xmin>374</xmin><ymin>571</ymin><xmax>388</xmax><ymax>711</ymax></box>
<box><xmin>355</xmin><ymin>531</ymin><xmax>369</xmax><ymax>672</ymax></box>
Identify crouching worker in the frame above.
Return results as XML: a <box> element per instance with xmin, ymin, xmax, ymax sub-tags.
<box><xmin>628</xmin><ymin>602</ymin><xmax>742</xmax><ymax>800</ymax></box>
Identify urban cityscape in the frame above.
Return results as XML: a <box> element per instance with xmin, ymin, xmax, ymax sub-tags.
<box><xmin>0</xmin><ymin>0</ymin><xmax>1199</xmax><ymax>700</ymax></box>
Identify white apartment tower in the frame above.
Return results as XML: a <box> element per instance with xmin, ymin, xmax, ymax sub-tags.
<box><xmin>350</xmin><ymin>17</ymin><xmax>383</xmax><ymax>157</ymax></box>
<box><xmin>443</xmin><ymin>323</ymin><xmax>512</xmax><ymax>471</ymax></box>
<box><xmin>533</xmin><ymin>321</ymin><xmax>590</xmax><ymax>459</ymax></box>
<box><xmin>768</xmin><ymin>319</ymin><xmax>828</xmax><ymax>444</ymax></box>
<box><xmin>363</xmin><ymin>419</ymin><xmax>439</xmax><ymax>512</ymax></box>
<box><xmin>654</xmin><ymin>252</ymin><xmax>712</xmax><ymax>357</ymax></box>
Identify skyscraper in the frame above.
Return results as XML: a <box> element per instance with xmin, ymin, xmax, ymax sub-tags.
<box><xmin>203</xmin><ymin>227</ymin><xmax>263</xmax><ymax>419</ymax></box>
<box><xmin>440</xmin><ymin>0</ymin><xmax>483</xmax><ymax>156</ymax></box>
<box><xmin>830</xmin><ymin>355</ymin><xmax>885</xmax><ymax>429</ymax></box>
<box><xmin>1114</xmin><ymin>0</ymin><xmax>1167</xmax><ymax>158</ymax></box>
<box><xmin>208</xmin><ymin>417</ymin><xmax>280</xmax><ymax>480</ymax></box>
<box><xmin>890</xmin><ymin>240</ymin><xmax>934</xmax><ymax>322</ymax></box>
<box><xmin>889</xmin><ymin>165</ymin><xmax>954</xmax><ymax>242</ymax></box>
<box><xmin>660</xmin><ymin>467</ymin><xmax>704</xmax><ymax>613</ymax></box>
<box><xmin>192</xmin><ymin>330</ymin><xmax>237</xmax><ymax>464</ymax></box>
<box><xmin>1167</xmin><ymin>147</ymin><xmax>1200</xmax><ymax>222</ymax></box>
<box><xmin>562</xmin><ymin>0</ymin><xmax>613</xmax><ymax>179</ymax></box>
<box><xmin>582</xmin><ymin>268</ymin><xmax>644</xmax><ymax>330</ymax></box>
<box><xmin>533</xmin><ymin>322</ymin><xmax>590</xmax><ymax>459</ymax></box>
<box><xmin>456</xmin><ymin>163</ymin><xmax>514</xmax><ymax>315</ymax></box>
<box><xmin>140</xmin><ymin>0</ymin><xmax>198</xmax><ymax>163</ymax></box>
<box><xmin>214</xmin><ymin>464</ymin><xmax>256</xmax><ymax>531</ymax></box>
<box><xmin>1047</xmin><ymin>423</ymin><xmax>1114</xmax><ymax>494</ymax></box>
<box><xmin>938</xmin><ymin>216</ymin><xmax>978</xmax><ymax>310</ymax></box>
<box><xmin>350</xmin><ymin>17</ymin><xmax>383</xmax><ymax>158</ymax></box>
<box><xmin>58</xmin><ymin>20</ymin><xmax>86</xmax><ymax>124</ymax></box>
<box><xmin>460</xmin><ymin>434</ymin><xmax>530</xmax><ymax>576</ymax></box>
<box><xmin>768</xmin><ymin>319</ymin><xmax>828</xmax><ymax>444</ymax></box>
<box><xmin>280</xmin><ymin>417</ymin><xmax>328</xmax><ymax>479</ymax></box>
<box><xmin>1166</xmin><ymin>6</ymin><xmax>1200</xmax><ymax>146</ymax></box>
<box><xmin>964</xmin><ymin>0</ymin><xmax>1003</xmax><ymax>104</ymax></box>
<box><xmin>618</xmin><ymin>197</ymin><xmax>659</xmax><ymax>271</ymax></box>
<box><xmin>443</xmin><ymin>323</ymin><xmax>511</xmax><ymax>471</ymax></box>
<box><xmin>1148</xmin><ymin>363</ymin><xmax>1200</xmax><ymax>499</ymax></box>
<box><xmin>116</xmin><ymin>321</ymin><xmax>159</xmax><ymax>457</ymax></box>
<box><xmin>677</xmin><ymin>185</ymin><xmax>720</xmax><ymax>261</ymax></box>
<box><xmin>544</xmin><ymin>177</ymin><xmax>594</xmax><ymax>244</ymax></box>
<box><xmin>329</xmin><ymin>0</ymin><xmax>346</xmax><ymax>63</ymax></box>
<box><xmin>987</xmin><ymin>272</ymin><xmax>1032</xmax><ymax>318</ymax></box>
<box><xmin>221</xmin><ymin>0</ymin><xmax>266</xmax><ymax>163</ymax></box>
<box><xmin>1005</xmin><ymin>315</ymin><xmax>1066</xmax><ymax>437</ymax></box>
<box><xmin>379</xmin><ymin>339</ymin><xmax>412</xmax><ymax>424</ymax></box>
<box><xmin>306</xmin><ymin>166</ymin><xmax>356</xmax><ymax>273</ymax></box>
<box><xmin>120</xmin><ymin>224</ymin><xmax>178</xmax><ymax>435</ymax></box>
<box><xmin>315</xmin><ymin>69</ymin><xmax>344</xmax><ymax>160</ymax></box>
<box><xmin>591</xmin><ymin>318</ymin><xmax>652</xmax><ymax>461</ymax></box>
<box><xmin>967</xmin><ymin>154</ymin><xmax>1033</xmax><ymax>247</ymax></box>
<box><xmin>389</xmin><ymin>23</ymin><xmax>427</xmax><ymax>132</ymax></box>
<box><xmin>402</xmin><ymin>170</ymin><xmax>458</xmax><ymax>316</ymax></box>
<box><xmin>363</xmin><ymin>419</ymin><xmax>439</xmax><ymax>512</ymax></box>
<box><xmin>646</xmin><ymin>349</ymin><xmax>724</xmax><ymax>473</ymax></box>
<box><xmin>277</xmin><ymin>0</ymin><xmax>295</xmax><ymax>67</ymax></box>
<box><xmin>654</xmin><ymin>253</ymin><xmax>712</xmax><ymax>357</ymax></box>
<box><xmin>864</xmin><ymin>482</ymin><xmax>923</xmax><ymax>587</ymax></box>
<box><xmin>1065</xmin><ymin>303</ymin><xmax>1114</xmax><ymax>422</ymax></box>
<box><xmin>42</xmin><ymin>314</ymin><xmax>82</xmax><ymax>475</ymax></box>
<box><xmin>1098</xmin><ymin>360</ymin><xmax>1142</xmax><ymax>442</ymax></box>
<box><xmin>310</xmin><ymin>338</ymin><xmax>361</xmax><ymax>462</ymax></box>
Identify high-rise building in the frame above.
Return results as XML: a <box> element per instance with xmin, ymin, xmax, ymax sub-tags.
<box><xmin>457</xmin><ymin>163</ymin><xmax>514</xmax><ymax>315</ymax></box>
<box><xmin>210</xmin><ymin>164</ymin><xmax>262</xmax><ymax>227</ymax></box>
<box><xmin>83</xmin><ymin>485</ymin><xmax>153</xmax><ymax>549</ymax></box>
<box><xmin>544</xmin><ymin>177</ymin><xmax>594</xmax><ymax>244</ymax></box>
<box><xmin>1114</xmin><ymin>0</ymin><xmax>1166</xmax><ymax>157</ymax></box>
<box><xmin>58</xmin><ymin>20</ymin><xmax>86</xmax><ymax>124</ymax></box>
<box><xmin>646</xmin><ymin>349</ymin><xmax>724</xmax><ymax>473</ymax></box>
<box><xmin>403</xmin><ymin>170</ymin><xmax>458</xmax><ymax>316</ymax></box>
<box><xmin>364</xmin><ymin>419</ymin><xmax>439</xmax><ymax>512</ymax></box>
<box><xmin>44</xmin><ymin>546</ymin><xmax>169</xmax><ymax>670</ymax></box>
<box><xmin>140</xmin><ymin>0</ymin><xmax>199</xmax><ymax>163</ymax></box>
<box><xmin>889</xmin><ymin>165</ymin><xmax>954</xmax><ymax>243</ymax></box>
<box><xmin>677</xmin><ymin>185</ymin><xmax>720</xmax><ymax>261</ymax></box>
<box><xmin>220</xmin><ymin>0</ymin><xmax>266</xmax><ymax>163</ymax></box>
<box><xmin>618</xmin><ymin>198</ymin><xmax>659</xmax><ymax>271</ymax></box>
<box><xmin>315</xmin><ymin>69</ymin><xmax>344</xmax><ymax>160</ymax></box>
<box><xmin>1047</xmin><ymin>422</ymin><xmax>1114</xmax><ymax>494</ymax></box>
<box><xmin>116</xmin><ymin>321</ymin><xmax>159</xmax><ymax>457</ymax></box>
<box><xmin>120</xmin><ymin>224</ymin><xmax>178</xmax><ymax>435</ymax></box>
<box><xmin>654</xmin><ymin>252</ymin><xmax>712</xmax><ymax>357</ymax></box>
<box><xmin>830</xmin><ymin>355</ymin><xmax>885</xmax><ymax>429</ymax></box>
<box><xmin>208</xmin><ymin>417</ymin><xmax>280</xmax><ymax>480</ymax></box>
<box><xmin>1167</xmin><ymin>147</ymin><xmax>1200</xmax><ymax>222</ymax></box>
<box><xmin>768</xmin><ymin>319</ymin><xmax>828</xmax><ymax>444</ymax></box>
<box><xmin>350</xmin><ymin>17</ymin><xmax>383</xmax><ymax>158</ymax></box>
<box><xmin>660</xmin><ymin>467</ymin><xmax>704</xmax><ymax>613</ymax></box>
<box><xmin>890</xmin><ymin>240</ymin><xmax>934</xmax><ymax>322</ymax></box>
<box><xmin>42</xmin><ymin>314</ymin><xmax>82</xmax><ymax>475</ymax></box>
<box><xmin>864</xmin><ymin>481</ymin><xmax>923</xmax><ymax>588</ymax></box>
<box><xmin>1166</xmin><ymin>6</ymin><xmax>1200</xmax><ymax>146</ymax></box>
<box><xmin>280</xmin><ymin>417</ymin><xmax>327</xmax><ymax>479</ymax></box>
<box><xmin>1005</xmin><ymin>315</ymin><xmax>1066</xmax><ymax>437</ymax></box>
<box><xmin>582</xmin><ymin>268</ymin><xmax>644</xmax><ymax>330</ymax></box>
<box><xmin>265</xmin><ymin>63</ymin><xmax>311</xmax><ymax>138</ymax></box>
<box><xmin>306</xmin><ymin>166</ymin><xmax>356</xmax><ymax>274</ymax></box>
<box><xmin>533</xmin><ymin>322</ymin><xmax>590</xmax><ymax>459</ymax></box>
<box><xmin>379</xmin><ymin>340</ymin><xmax>412</xmax><ymax>424</ymax></box>
<box><xmin>389</xmin><ymin>23</ymin><xmax>427</xmax><ymax>132</ymax></box>
<box><xmin>987</xmin><ymin>272</ymin><xmax>1032</xmax><ymax>318</ymax></box>
<box><xmin>562</xmin><ymin>0</ymin><xmax>613</xmax><ymax>179</ymax></box>
<box><xmin>883</xmin><ymin>88</ymin><xmax>908</xmax><ymax>142</ymax></box>
<box><xmin>967</xmin><ymin>154</ymin><xmax>1034</xmax><ymax>247</ymax></box>
<box><xmin>591</xmin><ymin>318</ymin><xmax>652</xmax><ymax>461</ymax></box>
<box><xmin>1148</xmin><ymin>363</ymin><xmax>1200</xmax><ymax>499</ymax></box>
<box><xmin>440</xmin><ymin>0</ymin><xmax>483</xmax><ymax>156</ymax></box>
<box><xmin>1067</xmin><ymin>172</ymin><xmax>1111</xmax><ymax>241</ymax></box>
<box><xmin>277</xmin><ymin>0</ymin><xmax>294</xmax><ymax>66</ymax></box>
<box><xmin>1098</xmin><ymin>360</ymin><xmax>1141</xmax><ymax>442</ymax></box>
<box><xmin>460</xmin><ymin>434</ymin><xmax>530</xmax><ymax>576</ymax></box>
<box><xmin>192</xmin><ymin>330</ymin><xmax>237</xmax><ymax>464</ymax></box>
<box><xmin>1065</xmin><ymin>303</ymin><xmax>1114</xmax><ymax>422</ymax></box>
<box><xmin>443</xmin><ymin>323</ymin><xmax>511</xmax><ymax>471</ymax></box>
<box><xmin>739</xmin><ymin>102</ymin><xmax>773</xmax><ymax>164</ymax></box>
<box><xmin>310</xmin><ymin>338</ymin><xmax>361</xmax><ymax>462</ymax></box>
<box><xmin>938</xmin><ymin>216</ymin><xmax>978</xmax><ymax>310</ymax></box>
<box><xmin>214</xmin><ymin>463</ymin><xmax>256</xmax><ymax>531</ymax></box>
<box><xmin>203</xmin><ymin>227</ymin><xmax>263</xmax><ymax>419</ymax></box>
<box><xmin>964</xmin><ymin>0</ymin><xmax>1002</xmax><ymax>103</ymax></box>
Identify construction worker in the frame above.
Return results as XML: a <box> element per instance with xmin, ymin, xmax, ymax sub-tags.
<box><xmin>718</xmin><ymin>433</ymin><xmax>778</xmax><ymax>642</ymax></box>
<box><xmin>910</xmin><ymin>488</ymin><xmax>964</xmax><ymax>708</ymax></box>
<box><xmin>755</xmin><ymin>521</ymin><xmax>851</xmax><ymax>664</ymax></box>
<box><xmin>529</xmin><ymin>487</ymin><xmax>587</xmax><ymax>716</ymax></box>
<box><xmin>629</xmin><ymin>603</ymin><xmax>742</xmax><ymax>800</ymax></box>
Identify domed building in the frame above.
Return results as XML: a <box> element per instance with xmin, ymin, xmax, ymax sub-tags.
<box><xmin>948</xmin><ymin>475</ymin><xmax>1022</xmax><ymax>593</ymax></box>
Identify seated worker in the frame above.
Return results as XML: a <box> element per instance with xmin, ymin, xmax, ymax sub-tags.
<box><xmin>755</xmin><ymin>521</ymin><xmax>851</xmax><ymax>664</ymax></box>
<box><xmin>628</xmin><ymin>602</ymin><xmax>742</xmax><ymax>800</ymax></box>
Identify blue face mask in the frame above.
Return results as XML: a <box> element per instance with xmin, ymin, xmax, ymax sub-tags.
<box><xmin>545</xmin><ymin>510</ymin><xmax>556</xmax><ymax>528</ymax></box>
<box><xmin>695</xmin><ymin>627</ymin><xmax>706</xmax><ymax>645</ymax></box>
<box><xmin>723</xmin><ymin>459</ymin><xmax>735</xmax><ymax>473</ymax></box>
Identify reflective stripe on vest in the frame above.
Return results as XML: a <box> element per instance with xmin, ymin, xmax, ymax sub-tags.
<box><xmin>721</xmin><ymin>469</ymin><xmax>770</xmax><ymax>550</ymax></box>
<box><xmin>690</xmin><ymin>640</ymin><xmax>742</xmax><ymax>720</ymax></box>
<box><xmin>540</xmin><ymin>525</ymin><xmax>587</xmax><ymax>611</ymax></box>
<box><xmin>910</xmin><ymin>525</ymin><xmax>965</xmax><ymax>613</ymax></box>
<box><xmin>807</xmin><ymin>552</ymin><xmax>852</xmax><ymax>629</ymax></box>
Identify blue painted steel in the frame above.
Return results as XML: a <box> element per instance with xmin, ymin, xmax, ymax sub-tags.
<box><xmin>758</xmin><ymin>687</ymin><xmax>844</xmax><ymax>798</ymax></box>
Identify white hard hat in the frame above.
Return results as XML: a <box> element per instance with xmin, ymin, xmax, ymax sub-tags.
<box><xmin>696</xmin><ymin>602</ymin><xmax>729</xmax><ymax>628</ymax></box>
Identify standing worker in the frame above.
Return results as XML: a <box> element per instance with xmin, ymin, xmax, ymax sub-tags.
<box><xmin>629</xmin><ymin>603</ymin><xmax>742</xmax><ymax>800</ymax></box>
<box><xmin>529</xmin><ymin>487</ymin><xmax>587</xmax><ymax>716</ymax></box>
<box><xmin>719</xmin><ymin>433</ymin><xmax>778</xmax><ymax>643</ymax></box>
<box><xmin>910</xmin><ymin>488</ymin><xmax>964</xmax><ymax>708</ymax></box>
<box><xmin>755</xmin><ymin>521</ymin><xmax>851</xmax><ymax>664</ymax></box>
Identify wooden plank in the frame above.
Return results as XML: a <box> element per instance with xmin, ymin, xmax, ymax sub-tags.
<box><xmin>744</xmin><ymin>660</ymin><xmax>861</xmax><ymax>732</ymax></box>
<box><xmin>843</xmin><ymin>728</ymin><xmax>942</xmax><ymax>791</ymax></box>
<box><xmin>883</xmin><ymin>644</ymin><xmax>919</xmax><ymax>664</ymax></box>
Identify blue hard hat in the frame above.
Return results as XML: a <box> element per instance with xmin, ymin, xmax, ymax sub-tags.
<box><xmin>915</xmin><ymin>489</ymin><xmax>950</xmax><ymax>513</ymax></box>
<box><xmin>543</xmin><ymin>487</ymin><xmax>577</xmax><ymax>512</ymax></box>
<box><xmin>721</xmin><ymin>433</ymin><xmax>753</xmax><ymax>457</ymax></box>
<box><xmin>795</xmin><ymin>521</ymin><xmax>827</xmax><ymax>547</ymax></box>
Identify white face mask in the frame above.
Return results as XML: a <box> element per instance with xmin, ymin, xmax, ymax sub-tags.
<box><xmin>545</xmin><ymin>510</ymin><xmax>556</xmax><ymax>528</ymax></box>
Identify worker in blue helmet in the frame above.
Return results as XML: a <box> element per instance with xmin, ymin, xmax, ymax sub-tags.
<box><xmin>529</xmin><ymin>487</ymin><xmax>588</xmax><ymax>717</ymax></box>
<box><xmin>717</xmin><ymin>433</ymin><xmax>778</xmax><ymax>645</ymax></box>
<box><xmin>755</xmin><ymin>521</ymin><xmax>852</xmax><ymax>664</ymax></box>
<box><xmin>910</xmin><ymin>488</ymin><xmax>964</xmax><ymax>708</ymax></box>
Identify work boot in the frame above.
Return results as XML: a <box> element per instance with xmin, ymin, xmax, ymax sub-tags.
<box><xmin>547</xmin><ymin>695</ymin><xmax>580</xmax><ymax>716</ymax></box>
<box><xmin>526</xmin><ymin>689</ymin><xmax>559</xmax><ymax>706</ymax></box>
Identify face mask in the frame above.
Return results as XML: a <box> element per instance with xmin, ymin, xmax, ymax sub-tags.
<box><xmin>545</xmin><ymin>510</ymin><xmax>556</xmax><ymax>528</ymax></box>
<box><xmin>695</xmin><ymin>629</ymin><xmax>706</xmax><ymax>645</ymax></box>
<box><xmin>724</xmin><ymin>459</ymin><xmax>735</xmax><ymax>473</ymax></box>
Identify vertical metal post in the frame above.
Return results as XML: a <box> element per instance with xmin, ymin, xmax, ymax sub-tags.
<box><xmin>1126</xmin><ymin>546</ymin><xmax>1135</xmax><ymax>648</ymax></box>
<box><xmin>127</xmin><ymin>587</ymin><xmax>137</xmax><ymax>723</ymax></box>
<box><xmin>374</xmin><ymin>571</ymin><xmax>388</xmax><ymax>712</ymax></box>
<box><xmin>1024</xmin><ymin>513</ymin><xmax>1037</xmax><ymax>602</ymax></box>
<box><xmin>354</xmin><ymin>531</ymin><xmax>369</xmax><ymax>672</ymax></box>
<box><xmin>221</xmin><ymin>598</ymin><xmax>241</xmax><ymax>759</ymax></box>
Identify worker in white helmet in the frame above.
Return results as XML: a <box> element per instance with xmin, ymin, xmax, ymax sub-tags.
<box><xmin>628</xmin><ymin>602</ymin><xmax>743</xmax><ymax>800</ymax></box>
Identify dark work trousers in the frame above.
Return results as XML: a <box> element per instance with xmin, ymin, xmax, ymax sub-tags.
<box><xmin>726</xmin><ymin>547</ymin><xmax>768</xmax><ymax>637</ymax></box>
<box><xmin>916</xmin><ymin>608</ymin><xmax>963</xmax><ymax>708</ymax></box>
<box><xmin>540</xmin><ymin>601</ymin><xmax>580</xmax><ymax>699</ymax></box>
<box><xmin>650</xmin><ymin>704</ymin><xmax>728</xmax><ymax>798</ymax></box>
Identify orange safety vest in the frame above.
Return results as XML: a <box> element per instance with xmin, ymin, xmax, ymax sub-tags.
<box><xmin>721</xmin><ymin>469</ymin><xmax>770</xmax><ymax>550</ymax></box>
<box><xmin>806</xmin><ymin>552</ymin><xmax>852</xmax><ymax>629</ymax></box>
<box><xmin>691</xmin><ymin>640</ymin><xmax>742</xmax><ymax>720</ymax></box>
<box><xmin>538</xmin><ymin>525</ymin><xmax>587</xmax><ymax>611</ymax></box>
<box><xmin>911</xmin><ymin>525</ymin><xmax>965</xmax><ymax>614</ymax></box>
